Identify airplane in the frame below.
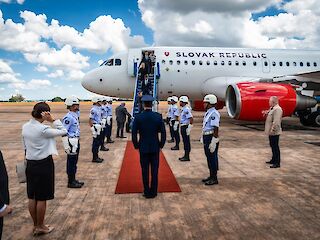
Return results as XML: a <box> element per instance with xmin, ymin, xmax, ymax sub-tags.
<box><xmin>81</xmin><ymin>47</ymin><xmax>320</xmax><ymax>127</ymax></box>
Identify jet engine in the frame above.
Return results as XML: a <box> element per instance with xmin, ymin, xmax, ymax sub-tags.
<box><xmin>225</xmin><ymin>82</ymin><xmax>317</xmax><ymax>121</ymax></box>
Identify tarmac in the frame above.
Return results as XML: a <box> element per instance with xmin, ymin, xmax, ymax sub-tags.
<box><xmin>0</xmin><ymin>102</ymin><xmax>319</xmax><ymax>240</ymax></box>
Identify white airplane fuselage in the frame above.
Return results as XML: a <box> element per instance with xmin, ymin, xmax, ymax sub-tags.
<box><xmin>82</xmin><ymin>47</ymin><xmax>320</xmax><ymax>100</ymax></box>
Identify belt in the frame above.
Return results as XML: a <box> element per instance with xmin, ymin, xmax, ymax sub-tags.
<box><xmin>203</xmin><ymin>130</ymin><xmax>214</xmax><ymax>135</ymax></box>
<box><xmin>180</xmin><ymin>124</ymin><xmax>188</xmax><ymax>126</ymax></box>
<box><xmin>69</xmin><ymin>136</ymin><xmax>80</xmax><ymax>138</ymax></box>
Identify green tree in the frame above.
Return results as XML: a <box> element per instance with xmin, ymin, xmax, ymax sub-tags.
<box><xmin>9</xmin><ymin>94</ymin><xmax>25</xmax><ymax>102</ymax></box>
<box><xmin>51</xmin><ymin>96</ymin><xmax>64</xmax><ymax>102</ymax></box>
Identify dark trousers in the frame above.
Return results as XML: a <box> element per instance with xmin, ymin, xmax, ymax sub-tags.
<box><xmin>67</xmin><ymin>142</ymin><xmax>80</xmax><ymax>182</ymax></box>
<box><xmin>92</xmin><ymin>134</ymin><xmax>101</xmax><ymax>158</ymax></box>
<box><xmin>0</xmin><ymin>217</ymin><xmax>3</xmax><ymax>240</ymax></box>
<box><xmin>203</xmin><ymin>134</ymin><xmax>219</xmax><ymax>177</ymax></box>
<box><xmin>139</xmin><ymin>152</ymin><xmax>160</xmax><ymax>196</ymax></box>
<box><xmin>171</xmin><ymin>120</ymin><xmax>180</xmax><ymax>146</ymax></box>
<box><xmin>117</xmin><ymin>121</ymin><xmax>125</xmax><ymax>137</ymax></box>
<box><xmin>169</xmin><ymin>122</ymin><xmax>174</xmax><ymax>141</ymax></box>
<box><xmin>106</xmin><ymin>119</ymin><xmax>112</xmax><ymax>140</ymax></box>
<box><xmin>269</xmin><ymin>135</ymin><xmax>280</xmax><ymax>165</ymax></box>
<box><xmin>100</xmin><ymin>127</ymin><xmax>107</xmax><ymax>147</ymax></box>
<box><xmin>181</xmin><ymin>125</ymin><xmax>191</xmax><ymax>154</ymax></box>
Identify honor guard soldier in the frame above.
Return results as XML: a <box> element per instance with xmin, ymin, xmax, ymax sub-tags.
<box><xmin>99</xmin><ymin>97</ymin><xmax>109</xmax><ymax>151</ymax></box>
<box><xmin>132</xmin><ymin>95</ymin><xmax>166</xmax><ymax>199</ymax></box>
<box><xmin>166</xmin><ymin>97</ymin><xmax>175</xmax><ymax>143</ymax></box>
<box><xmin>105</xmin><ymin>97</ymin><xmax>114</xmax><ymax>143</ymax></box>
<box><xmin>89</xmin><ymin>96</ymin><xmax>104</xmax><ymax>163</ymax></box>
<box><xmin>179</xmin><ymin>96</ymin><xmax>193</xmax><ymax>161</ymax></box>
<box><xmin>62</xmin><ymin>96</ymin><xmax>84</xmax><ymax>188</ymax></box>
<box><xmin>170</xmin><ymin>96</ymin><xmax>180</xmax><ymax>150</ymax></box>
<box><xmin>201</xmin><ymin>94</ymin><xmax>220</xmax><ymax>185</ymax></box>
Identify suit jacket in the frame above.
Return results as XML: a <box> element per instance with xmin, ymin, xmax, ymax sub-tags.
<box><xmin>116</xmin><ymin>105</ymin><xmax>131</xmax><ymax>123</ymax></box>
<box><xmin>0</xmin><ymin>150</ymin><xmax>10</xmax><ymax>209</ymax></box>
<box><xmin>265</xmin><ymin>104</ymin><xmax>283</xmax><ymax>136</ymax></box>
<box><xmin>132</xmin><ymin>109</ymin><xmax>166</xmax><ymax>153</ymax></box>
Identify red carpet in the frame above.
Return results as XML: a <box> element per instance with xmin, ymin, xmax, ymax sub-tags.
<box><xmin>115</xmin><ymin>141</ymin><xmax>181</xmax><ymax>194</ymax></box>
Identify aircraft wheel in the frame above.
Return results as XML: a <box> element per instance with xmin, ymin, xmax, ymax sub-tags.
<box><xmin>309</xmin><ymin>111</ymin><xmax>320</xmax><ymax>127</ymax></box>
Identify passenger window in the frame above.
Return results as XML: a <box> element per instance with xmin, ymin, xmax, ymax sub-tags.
<box><xmin>242</xmin><ymin>61</ymin><xmax>246</xmax><ymax>66</ymax></box>
<box><xmin>293</xmin><ymin>62</ymin><xmax>297</xmax><ymax>66</ymax></box>
<box><xmin>106</xmin><ymin>59</ymin><xmax>114</xmax><ymax>66</ymax></box>
<box><xmin>192</xmin><ymin>60</ymin><xmax>196</xmax><ymax>65</ymax></box>
<box><xmin>184</xmin><ymin>60</ymin><xmax>188</xmax><ymax>65</ymax></box>
<box><xmin>314</xmin><ymin>62</ymin><xmax>317</xmax><ymax>67</ymax></box>
<box><xmin>206</xmin><ymin>61</ymin><xmax>210</xmax><ymax>66</ymax></box>
<box><xmin>253</xmin><ymin>61</ymin><xmax>257</xmax><ymax>66</ymax></box>
<box><xmin>221</xmin><ymin>61</ymin><xmax>225</xmax><ymax>66</ymax></box>
<box><xmin>177</xmin><ymin>60</ymin><xmax>181</xmax><ymax>65</ymax></box>
<box><xmin>307</xmin><ymin>62</ymin><xmax>310</xmax><ymax>67</ymax></box>
<box><xmin>279</xmin><ymin>62</ymin><xmax>283</xmax><ymax>67</ymax></box>
<box><xmin>235</xmin><ymin>61</ymin><xmax>239</xmax><ymax>66</ymax></box>
<box><xmin>264</xmin><ymin>61</ymin><xmax>268</xmax><ymax>67</ymax></box>
<box><xmin>169</xmin><ymin>60</ymin><xmax>173</xmax><ymax>65</ymax></box>
<box><xmin>199</xmin><ymin>60</ymin><xmax>203</xmax><ymax>65</ymax></box>
<box><xmin>272</xmin><ymin>61</ymin><xmax>276</xmax><ymax>66</ymax></box>
<box><xmin>115</xmin><ymin>59</ymin><xmax>121</xmax><ymax>66</ymax></box>
<box><xmin>300</xmin><ymin>62</ymin><xmax>303</xmax><ymax>67</ymax></box>
<box><xmin>286</xmin><ymin>62</ymin><xmax>289</xmax><ymax>67</ymax></box>
<box><xmin>214</xmin><ymin>61</ymin><xmax>218</xmax><ymax>66</ymax></box>
<box><xmin>162</xmin><ymin>60</ymin><xmax>166</xmax><ymax>64</ymax></box>
<box><xmin>228</xmin><ymin>61</ymin><xmax>232</xmax><ymax>66</ymax></box>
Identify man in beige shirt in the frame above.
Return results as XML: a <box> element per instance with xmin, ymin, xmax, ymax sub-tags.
<box><xmin>264</xmin><ymin>96</ymin><xmax>283</xmax><ymax>168</ymax></box>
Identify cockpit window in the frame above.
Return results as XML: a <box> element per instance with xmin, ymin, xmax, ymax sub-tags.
<box><xmin>105</xmin><ymin>59</ymin><xmax>114</xmax><ymax>66</ymax></box>
<box><xmin>115</xmin><ymin>59</ymin><xmax>121</xmax><ymax>66</ymax></box>
<box><xmin>100</xmin><ymin>60</ymin><xmax>107</xmax><ymax>66</ymax></box>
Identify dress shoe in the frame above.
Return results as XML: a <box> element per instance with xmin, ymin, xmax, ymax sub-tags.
<box><xmin>204</xmin><ymin>179</ymin><xmax>219</xmax><ymax>185</ymax></box>
<box><xmin>202</xmin><ymin>176</ymin><xmax>212</xmax><ymax>183</ymax></box>
<box><xmin>171</xmin><ymin>146</ymin><xmax>179</xmax><ymax>150</ymax></box>
<box><xmin>116</xmin><ymin>135</ymin><xmax>120</xmax><ymax>138</ymax></box>
<box><xmin>100</xmin><ymin>146</ymin><xmax>109</xmax><ymax>151</ymax></box>
<box><xmin>179</xmin><ymin>156</ymin><xmax>190</xmax><ymax>161</ymax></box>
<box><xmin>120</xmin><ymin>136</ymin><xmax>127</xmax><ymax>138</ymax></box>
<box><xmin>265</xmin><ymin>160</ymin><xmax>275</xmax><ymax>164</ymax></box>
<box><xmin>143</xmin><ymin>194</ymin><xmax>157</xmax><ymax>199</ymax></box>
<box><xmin>68</xmin><ymin>181</ymin><xmax>82</xmax><ymax>188</ymax></box>
<box><xmin>107</xmin><ymin>140</ymin><xmax>115</xmax><ymax>143</ymax></box>
<box><xmin>75</xmin><ymin>180</ymin><xmax>84</xmax><ymax>186</ymax></box>
<box><xmin>167</xmin><ymin>139</ymin><xmax>174</xmax><ymax>143</ymax></box>
<box><xmin>92</xmin><ymin>158</ymin><xmax>103</xmax><ymax>163</ymax></box>
<box><xmin>270</xmin><ymin>164</ymin><xmax>280</xmax><ymax>168</ymax></box>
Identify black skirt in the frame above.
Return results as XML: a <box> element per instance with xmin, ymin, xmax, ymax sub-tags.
<box><xmin>26</xmin><ymin>155</ymin><xmax>55</xmax><ymax>201</ymax></box>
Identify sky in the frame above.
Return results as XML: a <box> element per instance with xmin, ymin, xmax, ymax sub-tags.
<box><xmin>0</xmin><ymin>0</ymin><xmax>319</xmax><ymax>100</ymax></box>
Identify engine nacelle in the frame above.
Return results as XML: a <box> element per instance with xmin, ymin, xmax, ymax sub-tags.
<box><xmin>225</xmin><ymin>82</ymin><xmax>317</xmax><ymax>121</ymax></box>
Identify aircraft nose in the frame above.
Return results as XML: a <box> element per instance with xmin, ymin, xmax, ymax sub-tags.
<box><xmin>81</xmin><ymin>69</ymin><xmax>101</xmax><ymax>93</ymax></box>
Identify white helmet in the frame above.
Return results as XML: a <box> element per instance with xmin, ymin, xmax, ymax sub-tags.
<box><xmin>203</xmin><ymin>94</ymin><xmax>217</xmax><ymax>104</ymax></box>
<box><xmin>167</xmin><ymin>97</ymin><xmax>172</xmax><ymax>102</ymax></box>
<box><xmin>106</xmin><ymin>96</ymin><xmax>113</xmax><ymax>102</ymax></box>
<box><xmin>92</xmin><ymin>96</ymin><xmax>102</xmax><ymax>103</ymax></box>
<box><xmin>179</xmin><ymin>96</ymin><xmax>189</xmax><ymax>103</ymax></box>
<box><xmin>65</xmin><ymin>96</ymin><xmax>79</xmax><ymax>106</ymax></box>
<box><xmin>171</xmin><ymin>96</ymin><xmax>179</xmax><ymax>103</ymax></box>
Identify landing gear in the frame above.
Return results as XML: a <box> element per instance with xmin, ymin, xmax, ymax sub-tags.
<box><xmin>298</xmin><ymin>109</ymin><xmax>320</xmax><ymax>127</ymax></box>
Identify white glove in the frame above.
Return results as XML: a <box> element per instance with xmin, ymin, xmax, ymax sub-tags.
<box><xmin>69</xmin><ymin>138</ymin><xmax>79</xmax><ymax>154</ymax></box>
<box><xmin>209</xmin><ymin>137</ymin><xmax>219</xmax><ymax>153</ymax></box>
<box><xmin>186</xmin><ymin>124</ymin><xmax>193</xmax><ymax>135</ymax></box>
<box><xmin>91</xmin><ymin>126</ymin><xmax>97</xmax><ymax>138</ymax></box>
<box><xmin>200</xmin><ymin>136</ymin><xmax>203</xmax><ymax>144</ymax></box>
<box><xmin>107</xmin><ymin>116</ymin><xmax>112</xmax><ymax>126</ymax></box>
<box><xmin>173</xmin><ymin>121</ymin><xmax>179</xmax><ymax>131</ymax></box>
<box><xmin>61</xmin><ymin>136</ymin><xmax>71</xmax><ymax>154</ymax></box>
<box><xmin>169</xmin><ymin>121</ymin><xmax>173</xmax><ymax>127</ymax></box>
<box><xmin>101</xmin><ymin>118</ymin><xmax>107</xmax><ymax>128</ymax></box>
<box><xmin>94</xmin><ymin>124</ymin><xmax>102</xmax><ymax>135</ymax></box>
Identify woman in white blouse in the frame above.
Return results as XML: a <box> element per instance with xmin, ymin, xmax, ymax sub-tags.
<box><xmin>22</xmin><ymin>102</ymin><xmax>67</xmax><ymax>236</ymax></box>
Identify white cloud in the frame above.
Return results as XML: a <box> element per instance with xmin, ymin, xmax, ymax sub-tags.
<box><xmin>11</xmin><ymin>79</ymin><xmax>52</xmax><ymax>90</ymax></box>
<box><xmin>47</xmin><ymin>69</ymin><xmax>64</xmax><ymax>78</ymax></box>
<box><xmin>0</xmin><ymin>59</ymin><xmax>22</xmax><ymax>84</ymax></box>
<box><xmin>0</xmin><ymin>0</ymin><xmax>25</xmax><ymax>4</ymax></box>
<box><xmin>67</xmin><ymin>70</ymin><xmax>85</xmax><ymax>81</ymax></box>
<box><xmin>35</xmin><ymin>65</ymin><xmax>48</xmax><ymax>72</ymax></box>
<box><xmin>138</xmin><ymin>0</ymin><xmax>320</xmax><ymax>49</ymax></box>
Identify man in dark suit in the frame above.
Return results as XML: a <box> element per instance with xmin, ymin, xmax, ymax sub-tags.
<box><xmin>115</xmin><ymin>103</ymin><xmax>131</xmax><ymax>138</ymax></box>
<box><xmin>0</xmin><ymin>150</ymin><xmax>11</xmax><ymax>239</ymax></box>
<box><xmin>132</xmin><ymin>95</ymin><xmax>166</xmax><ymax>199</ymax></box>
